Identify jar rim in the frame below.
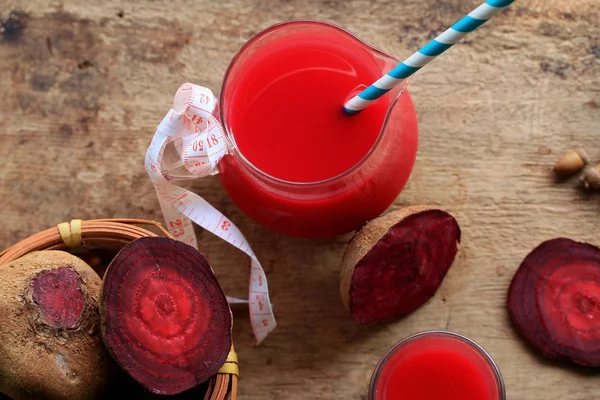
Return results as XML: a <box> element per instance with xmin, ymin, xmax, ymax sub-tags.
<box><xmin>219</xmin><ymin>20</ymin><xmax>403</xmax><ymax>186</ymax></box>
<box><xmin>368</xmin><ymin>330</ymin><xmax>506</xmax><ymax>400</ymax></box>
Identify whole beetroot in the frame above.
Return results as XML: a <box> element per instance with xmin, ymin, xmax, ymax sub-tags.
<box><xmin>0</xmin><ymin>251</ymin><xmax>113</xmax><ymax>400</ymax></box>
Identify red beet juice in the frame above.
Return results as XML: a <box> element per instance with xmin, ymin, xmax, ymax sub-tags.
<box><xmin>370</xmin><ymin>331</ymin><xmax>505</xmax><ymax>400</ymax></box>
<box><xmin>219</xmin><ymin>21</ymin><xmax>418</xmax><ymax>237</ymax></box>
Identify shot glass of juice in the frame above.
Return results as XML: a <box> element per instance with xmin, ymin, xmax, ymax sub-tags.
<box><xmin>218</xmin><ymin>21</ymin><xmax>418</xmax><ymax>238</ymax></box>
<box><xmin>369</xmin><ymin>331</ymin><xmax>505</xmax><ymax>400</ymax></box>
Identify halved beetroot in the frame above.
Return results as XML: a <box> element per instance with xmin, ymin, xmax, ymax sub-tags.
<box><xmin>508</xmin><ymin>238</ymin><xmax>600</xmax><ymax>367</ymax></box>
<box><xmin>100</xmin><ymin>237</ymin><xmax>232</xmax><ymax>395</ymax></box>
<box><xmin>340</xmin><ymin>206</ymin><xmax>461</xmax><ymax>324</ymax></box>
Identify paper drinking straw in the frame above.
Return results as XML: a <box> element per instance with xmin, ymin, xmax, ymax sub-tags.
<box><xmin>343</xmin><ymin>0</ymin><xmax>515</xmax><ymax>114</ymax></box>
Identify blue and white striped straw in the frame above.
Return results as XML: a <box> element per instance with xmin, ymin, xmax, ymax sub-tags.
<box><xmin>343</xmin><ymin>0</ymin><xmax>515</xmax><ymax>114</ymax></box>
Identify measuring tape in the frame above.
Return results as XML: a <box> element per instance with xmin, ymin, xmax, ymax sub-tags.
<box><xmin>145</xmin><ymin>83</ymin><xmax>276</xmax><ymax>344</ymax></box>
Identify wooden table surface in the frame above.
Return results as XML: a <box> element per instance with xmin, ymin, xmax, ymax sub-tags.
<box><xmin>1</xmin><ymin>0</ymin><xmax>599</xmax><ymax>398</ymax></box>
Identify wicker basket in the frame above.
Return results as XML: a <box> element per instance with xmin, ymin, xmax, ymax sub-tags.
<box><xmin>0</xmin><ymin>218</ymin><xmax>238</xmax><ymax>400</ymax></box>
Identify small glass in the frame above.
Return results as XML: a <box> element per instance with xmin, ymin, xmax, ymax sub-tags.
<box><xmin>369</xmin><ymin>331</ymin><xmax>506</xmax><ymax>400</ymax></box>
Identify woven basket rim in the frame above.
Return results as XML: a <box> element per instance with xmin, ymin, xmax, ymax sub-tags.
<box><xmin>0</xmin><ymin>219</ymin><xmax>169</xmax><ymax>263</ymax></box>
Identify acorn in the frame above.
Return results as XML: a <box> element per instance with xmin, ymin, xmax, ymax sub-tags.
<box><xmin>553</xmin><ymin>149</ymin><xmax>588</xmax><ymax>177</ymax></box>
<box><xmin>581</xmin><ymin>164</ymin><xmax>600</xmax><ymax>190</ymax></box>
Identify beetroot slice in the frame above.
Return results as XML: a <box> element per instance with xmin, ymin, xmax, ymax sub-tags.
<box><xmin>100</xmin><ymin>237</ymin><xmax>232</xmax><ymax>395</ymax></box>
<box><xmin>341</xmin><ymin>207</ymin><xmax>461</xmax><ymax>324</ymax></box>
<box><xmin>508</xmin><ymin>238</ymin><xmax>600</xmax><ymax>367</ymax></box>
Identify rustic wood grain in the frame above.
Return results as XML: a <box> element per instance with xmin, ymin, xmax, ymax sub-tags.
<box><xmin>1</xmin><ymin>0</ymin><xmax>599</xmax><ymax>398</ymax></box>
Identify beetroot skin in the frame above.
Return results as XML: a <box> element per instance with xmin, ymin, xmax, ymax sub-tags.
<box><xmin>100</xmin><ymin>237</ymin><xmax>232</xmax><ymax>395</ymax></box>
<box><xmin>340</xmin><ymin>206</ymin><xmax>461</xmax><ymax>324</ymax></box>
<box><xmin>508</xmin><ymin>238</ymin><xmax>600</xmax><ymax>367</ymax></box>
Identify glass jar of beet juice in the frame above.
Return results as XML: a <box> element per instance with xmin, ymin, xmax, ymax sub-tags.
<box><xmin>217</xmin><ymin>21</ymin><xmax>418</xmax><ymax>238</ymax></box>
<box><xmin>369</xmin><ymin>331</ymin><xmax>506</xmax><ymax>400</ymax></box>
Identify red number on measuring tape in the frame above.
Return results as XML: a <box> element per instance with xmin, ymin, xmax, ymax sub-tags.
<box><xmin>169</xmin><ymin>219</ymin><xmax>182</xmax><ymax>228</ymax></box>
<box><xmin>206</xmin><ymin>134</ymin><xmax>219</xmax><ymax>149</ymax></box>
<box><xmin>254</xmin><ymin>293</ymin><xmax>266</xmax><ymax>312</ymax></box>
<box><xmin>190</xmin><ymin>114</ymin><xmax>204</xmax><ymax>124</ymax></box>
<box><xmin>221</xmin><ymin>220</ymin><xmax>230</xmax><ymax>231</ymax></box>
<box><xmin>172</xmin><ymin>228</ymin><xmax>185</xmax><ymax>237</ymax></box>
<box><xmin>258</xmin><ymin>275</ymin><xmax>263</xmax><ymax>286</ymax></box>
<box><xmin>192</xmin><ymin>140</ymin><xmax>204</xmax><ymax>152</ymax></box>
<box><xmin>262</xmin><ymin>319</ymin><xmax>269</xmax><ymax>327</ymax></box>
<box><xmin>198</xmin><ymin>93</ymin><xmax>211</xmax><ymax>106</ymax></box>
